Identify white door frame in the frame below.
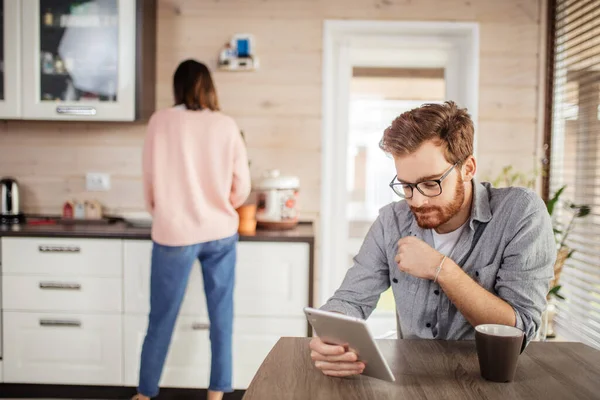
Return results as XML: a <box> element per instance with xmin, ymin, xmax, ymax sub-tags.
<box><xmin>320</xmin><ymin>20</ymin><xmax>479</xmax><ymax>306</ymax></box>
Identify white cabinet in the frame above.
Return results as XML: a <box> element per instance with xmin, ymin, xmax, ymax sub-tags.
<box><xmin>1</xmin><ymin>236</ymin><xmax>125</xmax><ymax>386</ymax></box>
<box><xmin>236</xmin><ymin>242</ymin><xmax>309</xmax><ymax>317</ymax></box>
<box><xmin>0</xmin><ymin>0</ymin><xmax>156</xmax><ymax>121</ymax></box>
<box><xmin>1</xmin><ymin>237</ymin><xmax>123</xmax><ymax>277</ymax></box>
<box><xmin>123</xmin><ymin>240</ymin><xmax>209</xmax><ymax>316</ymax></box>
<box><xmin>122</xmin><ymin>239</ymin><xmax>311</xmax><ymax>390</ymax></box>
<box><xmin>123</xmin><ymin>315</ymin><xmax>306</xmax><ymax>390</ymax></box>
<box><xmin>232</xmin><ymin>317</ymin><xmax>306</xmax><ymax>389</ymax></box>
<box><xmin>123</xmin><ymin>314</ymin><xmax>211</xmax><ymax>389</ymax></box>
<box><xmin>0</xmin><ymin>0</ymin><xmax>21</xmax><ymax>118</ymax></box>
<box><xmin>0</xmin><ymin>235</ymin><xmax>312</xmax><ymax>390</ymax></box>
<box><xmin>3</xmin><ymin>311</ymin><xmax>123</xmax><ymax>385</ymax></box>
<box><xmin>123</xmin><ymin>240</ymin><xmax>310</xmax><ymax>318</ymax></box>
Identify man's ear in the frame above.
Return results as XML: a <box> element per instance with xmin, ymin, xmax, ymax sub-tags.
<box><xmin>462</xmin><ymin>156</ymin><xmax>477</xmax><ymax>182</ymax></box>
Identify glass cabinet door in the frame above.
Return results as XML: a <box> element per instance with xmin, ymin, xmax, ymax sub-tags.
<box><xmin>21</xmin><ymin>0</ymin><xmax>136</xmax><ymax>121</ymax></box>
<box><xmin>1</xmin><ymin>0</ymin><xmax>4</xmax><ymax>102</ymax></box>
<box><xmin>0</xmin><ymin>0</ymin><xmax>21</xmax><ymax>118</ymax></box>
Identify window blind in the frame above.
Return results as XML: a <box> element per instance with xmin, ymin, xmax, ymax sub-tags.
<box><xmin>546</xmin><ymin>0</ymin><xmax>600</xmax><ymax>349</ymax></box>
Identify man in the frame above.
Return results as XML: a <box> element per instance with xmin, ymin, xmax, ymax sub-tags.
<box><xmin>310</xmin><ymin>101</ymin><xmax>555</xmax><ymax>378</ymax></box>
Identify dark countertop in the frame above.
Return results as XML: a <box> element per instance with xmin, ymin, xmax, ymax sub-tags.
<box><xmin>0</xmin><ymin>217</ymin><xmax>315</xmax><ymax>243</ymax></box>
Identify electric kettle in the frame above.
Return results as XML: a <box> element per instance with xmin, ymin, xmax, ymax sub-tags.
<box><xmin>1</xmin><ymin>177</ymin><xmax>25</xmax><ymax>225</ymax></box>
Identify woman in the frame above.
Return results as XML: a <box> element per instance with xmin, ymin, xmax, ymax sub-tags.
<box><xmin>134</xmin><ymin>59</ymin><xmax>251</xmax><ymax>400</ymax></box>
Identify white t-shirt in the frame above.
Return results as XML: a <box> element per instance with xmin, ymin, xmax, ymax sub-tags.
<box><xmin>432</xmin><ymin>223</ymin><xmax>467</xmax><ymax>257</ymax></box>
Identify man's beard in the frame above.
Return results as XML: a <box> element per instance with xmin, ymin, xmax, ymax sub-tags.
<box><xmin>410</xmin><ymin>174</ymin><xmax>465</xmax><ymax>230</ymax></box>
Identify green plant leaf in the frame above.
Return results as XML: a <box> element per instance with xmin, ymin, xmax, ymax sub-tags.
<box><xmin>577</xmin><ymin>205</ymin><xmax>591</xmax><ymax>218</ymax></box>
<box><xmin>547</xmin><ymin>185</ymin><xmax>566</xmax><ymax>216</ymax></box>
<box><xmin>553</xmin><ymin>292</ymin><xmax>566</xmax><ymax>300</ymax></box>
<box><xmin>548</xmin><ymin>285</ymin><xmax>566</xmax><ymax>300</ymax></box>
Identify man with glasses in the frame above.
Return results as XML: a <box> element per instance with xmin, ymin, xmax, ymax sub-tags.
<box><xmin>310</xmin><ymin>101</ymin><xmax>556</xmax><ymax>378</ymax></box>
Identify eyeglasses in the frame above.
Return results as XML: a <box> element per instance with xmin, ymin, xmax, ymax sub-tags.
<box><xmin>389</xmin><ymin>163</ymin><xmax>458</xmax><ymax>199</ymax></box>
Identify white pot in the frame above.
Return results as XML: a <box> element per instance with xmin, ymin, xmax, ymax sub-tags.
<box><xmin>253</xmin><ymin>170</ymin><xmax>300</xmax><ymax>230</ymax></box>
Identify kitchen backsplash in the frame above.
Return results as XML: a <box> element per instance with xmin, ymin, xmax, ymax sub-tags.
<box><xmin>0</xmin><ymin>0</ymin><xmax>544</xmax><ymax>221</ymax></box>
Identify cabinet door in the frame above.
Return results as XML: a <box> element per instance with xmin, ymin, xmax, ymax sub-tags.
<box><xmin>3</xmin><ymin>311</ymin><xmax>123</xmax><ymax>385</ymax></box>
<box><xmin>235</xmin><ymin>242</ymin><xmax>310</xmax><ymax>317</ymax></box>
<box><xmin>0</xmin><ymin>0</ymin><xmax>20</xmax><ymax>118</ymax></box>
<box><xmin>123</xmin><ymin>314</ymin><xmax>210</xmax><ymax>389</ymax></box>
<box><xmin>20</xmin><ymin>0</ymin><xmax>136</xmax><ymax>120</ymax></box>
<box><xmin>123</xmin><ymin>240</ymin><xmax>208</xmax><ymax>316</ymax></box>
<box><xmin>233</xmin><ymin>317</ymin><xmax>306</xmax><ymax>389</ymax></box>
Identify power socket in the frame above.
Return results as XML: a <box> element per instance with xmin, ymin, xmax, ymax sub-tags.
<box><xmin>86</xmin><ymin>172</ymin><xmax>111</xmax><ymax>191</ymax></box>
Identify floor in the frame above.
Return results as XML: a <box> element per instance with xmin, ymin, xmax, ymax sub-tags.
<box><xmin>0</xmin><ymin>385</ymin><xmax>245</xmax><ymax>400</ymax></box>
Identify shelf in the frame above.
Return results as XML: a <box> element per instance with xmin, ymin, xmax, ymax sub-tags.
<box><xmin>217</xmin><ymin>66</ymin><xmax>257</xmax><ymax>72</ymax></box>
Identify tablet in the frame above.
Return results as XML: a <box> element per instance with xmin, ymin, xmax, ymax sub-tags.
<box><xmin>304</xmin><ymin>307</ymin><xmax>396</xmax><ymax>382</ymax></box>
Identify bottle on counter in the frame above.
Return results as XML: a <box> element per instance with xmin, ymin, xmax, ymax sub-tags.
<box><xmin>73</xmin><ymin>201</ymin><xmax>86</xmax><ymax>219</ymax></box>
<box><xmin>85</xmin><ymin>200</ymin><xmax>103</xmax><ymax>220</ymax></box>
<box><xmin>43</xmin><ymin>8</ymin><xmax>54</xmax><ymax>27</ymax></box>
<box><xmin>62</xmin><ymin>201</ymin><xmax>74</xmax><ymax>219</ymax></box>
<box><xmin>41</xmin><ymin>52</ymin><xmax>55</xmax><ymax>74</ymax></box>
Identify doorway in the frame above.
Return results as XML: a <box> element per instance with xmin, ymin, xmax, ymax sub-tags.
<box><xmin>320</xmin><ymin>20</ymin><xmax>479</xmax><ymax>336</ymax></box>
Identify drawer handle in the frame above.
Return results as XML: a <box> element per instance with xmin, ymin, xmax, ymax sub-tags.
<box><xmin>38</xmin><ymin>245</ymin><xmax>81</xmax><ymax>253</ymax></box>
<box><xmin>39</xmin><ymin>319</ymin><xmax>82</xmax><ymax>328</ymax></box>
<box><xmin>192</xmin><ymin>322</ymin><xmax>210</xmax><ymax>331</ymax></box>
<box><xmin>39</xmin><ymin>282</ymin><xmax>82</xmax><ymax>290</ymax></box>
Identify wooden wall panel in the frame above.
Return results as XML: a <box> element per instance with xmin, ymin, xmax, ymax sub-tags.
<box><xmin>0</xmin><ymin>0</ymin><xmax>545</xmax><ymax>220</ymax></box>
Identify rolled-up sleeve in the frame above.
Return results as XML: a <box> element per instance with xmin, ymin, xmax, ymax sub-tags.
<box><xmin>495</xmin><ymin>197</ymin><xmax>556</xmax><ymax>345</ymax></box>
<box><xmin>320</xmin><ymin>214</ymin><xmax>391</xmax><ymax>319</ymax></box>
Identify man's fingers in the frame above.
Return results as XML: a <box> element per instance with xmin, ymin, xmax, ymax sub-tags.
<box><xmin>311</xmin><ymin>350</ymin><xmax>358</xmax><ymax>363</ymax></box>
<box><xmin>322</xmin><ymin>369</ymin><xmax>363</xmax><ymax>377</ymax></box>
<box><xmin>310</xmin><ymin>338</ymin><xmax>345</xmax><ymax>356</ymax></box>
<box><xmin>315</xmin><ymin>360</ymin><xmax>365</xmax><ymax>373</ymax></box>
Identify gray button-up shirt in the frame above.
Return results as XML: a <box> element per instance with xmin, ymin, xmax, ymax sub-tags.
<box><xmin>321</xmin><ymin>181</ymin><xmax>556</xmax><ymax>344</ymax></box>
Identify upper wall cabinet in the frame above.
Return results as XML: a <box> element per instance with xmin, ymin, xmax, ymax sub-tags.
<box><xmin>0</xmin><ymin>0</ymin><xmax>21</xmax><ymax>118</ymax></box>
<box><xmin>1</xmin><ymin>0</ymin><xmax>155</xmax><ymax>122</ymax></box>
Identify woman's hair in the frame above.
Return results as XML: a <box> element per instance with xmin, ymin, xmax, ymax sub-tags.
<box><xmin>173</xmin><ymin>59</ymin><xmax>220</xmax><ymax>111</ymax></box>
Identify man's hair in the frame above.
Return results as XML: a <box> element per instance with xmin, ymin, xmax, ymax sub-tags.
<box><xmin>379</xmin><ymin>101</ymin><xmax>474</xmax><ymax>164</ymax></box>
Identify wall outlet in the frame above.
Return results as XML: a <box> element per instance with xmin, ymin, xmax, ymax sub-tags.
<box><xmin>86</xmin><ymin>172</ymin><xmax>111</xmax><ymax>191</ymax></box>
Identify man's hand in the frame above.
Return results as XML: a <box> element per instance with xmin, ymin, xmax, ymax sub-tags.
<box><xmin>394</xmin><ymin>236</ymin><xmax>444</xmax><ymax>280</ymax></box>
<box><xmin>309</xmin><ymin>336</ymin><xmax>365</xmax><ymax>377</ymax></box>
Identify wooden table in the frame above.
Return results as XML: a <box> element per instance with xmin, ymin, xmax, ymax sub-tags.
<box><xmin>243</xmin><ymin>337</ymin><xmax>600</xmax><ymax>400</ymax></box>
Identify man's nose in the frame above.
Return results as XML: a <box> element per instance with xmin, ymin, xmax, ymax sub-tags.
<box><xmin>410</xmin><ymin>189</ymin><xmax>428</xmax><ymax>208</ymax></box>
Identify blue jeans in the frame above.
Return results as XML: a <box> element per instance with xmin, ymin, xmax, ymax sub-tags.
<box><xmin>137</xmin><ymin>233</ymin><xmax>238</xmax><ymax>397</ymax></box>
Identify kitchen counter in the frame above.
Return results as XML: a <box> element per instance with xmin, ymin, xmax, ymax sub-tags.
<box><xmin>0</xmin><ymin>217</ymin><xmax>315</xmax><ymax>243</ymax></box>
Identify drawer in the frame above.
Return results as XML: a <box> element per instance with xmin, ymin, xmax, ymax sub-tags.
<box><xmin>1</xmin><ymin>237</ymin><xmax>123</xmax><ymax>277</ymax></box>
<box><xmin>123</xmin><ymin>314</ymin><xmax>210</xmax><ymax>388</ymax></box>
<box><xmin>3</xmin><ymin>275</ymin><xmax>122</xmax><ymax>313</ymax></box>
<box><xmin>3</xmin><ymin>311</ymin><xmax>123</xmax><ymax>385</ymax></box>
